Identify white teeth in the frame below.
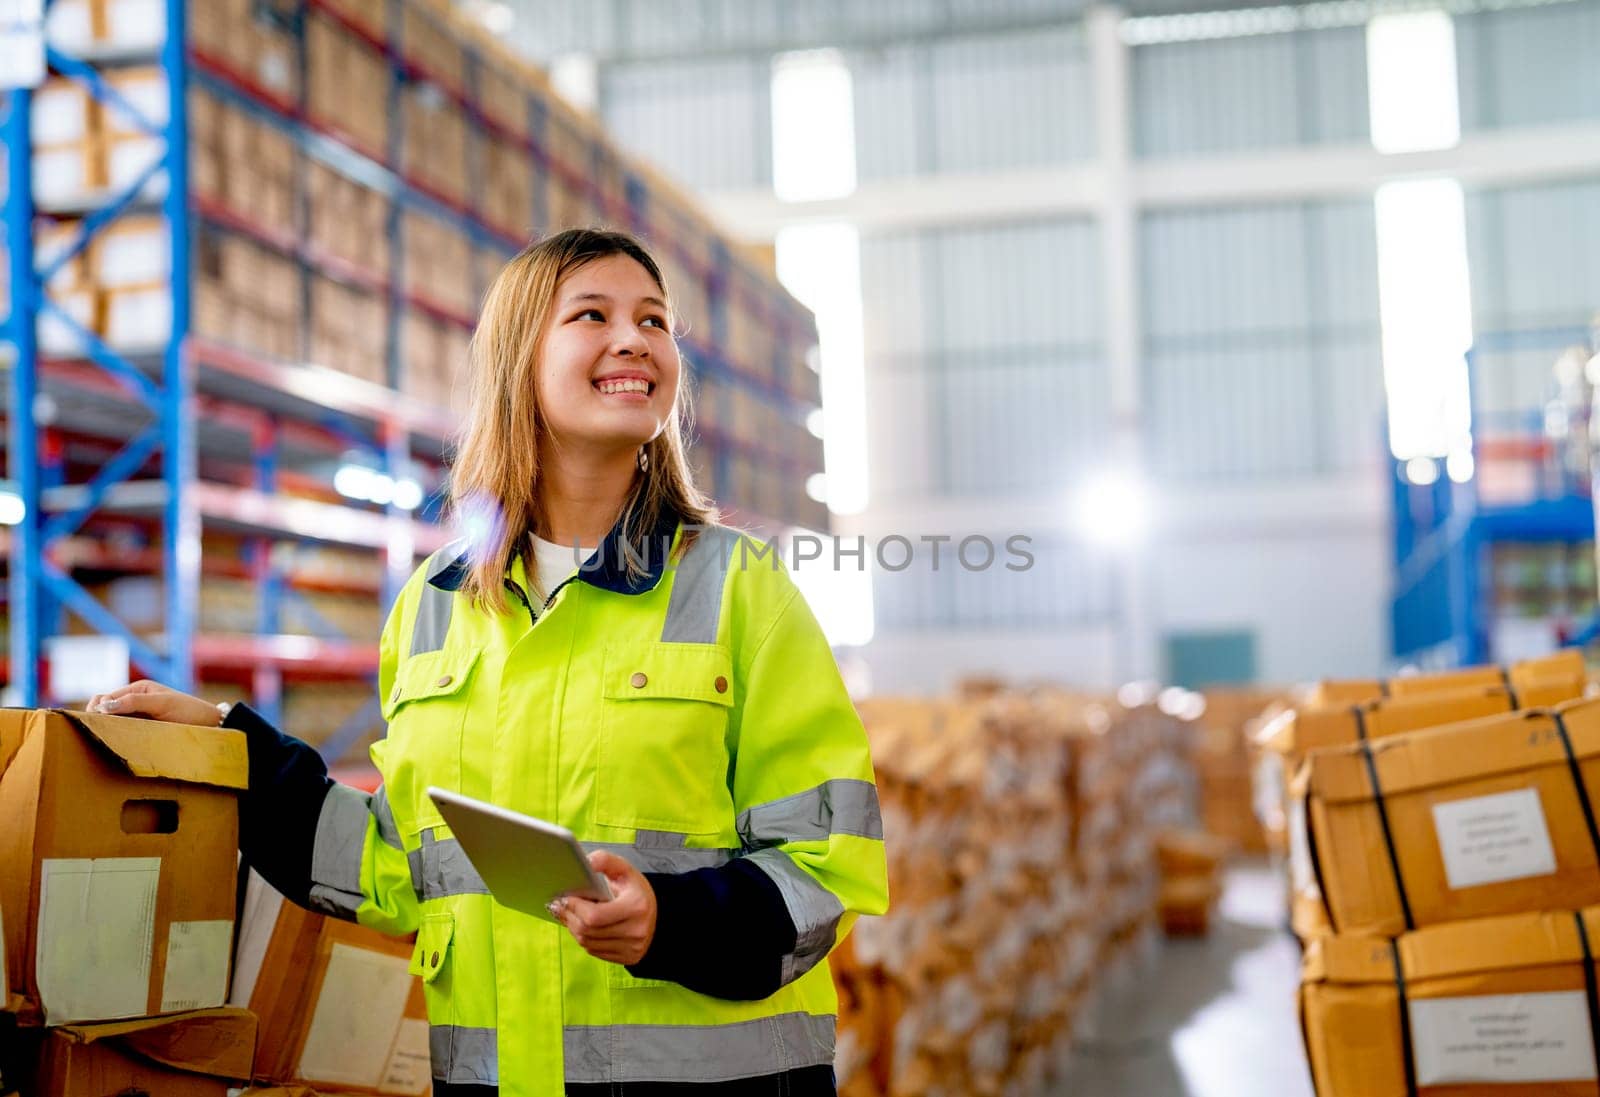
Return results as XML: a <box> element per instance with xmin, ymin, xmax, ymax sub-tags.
<box><xmin>597</xmin><ymin>379</ymin><xmax>649</xmax><ymax>395</ymax></box>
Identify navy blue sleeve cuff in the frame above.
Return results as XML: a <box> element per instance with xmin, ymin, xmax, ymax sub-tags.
<box><xmin>223</xmin><ymin>702</ymin><xmax>333</xmax><ymax>909</ymax></box>
<box><xmin>626</xmin><ymin>858</ymin><xmax>798</xmax><ymax>1000</ymax></box>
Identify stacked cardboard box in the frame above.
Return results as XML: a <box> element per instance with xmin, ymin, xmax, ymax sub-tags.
<box><xmin>1271</xmin><ymin>651</ymin><xmax>1600</xmax><ymax>1094</ymax></box>
<box><xmin>188</xmin><ymin>0</ymin><xmax>300</xmax><ymax>105</ymax></box>
<box><xmin>400</xmin><ymin>309</ymin><xmax>470</xmax><ymax>413</ymax></box>
<box><xmin>0</xmin><ymin>709</ymin><xmax>431</xmax><ymax>1095</ymax></box>
<box><xmin>310</xmin><ymin>276</ymin><xmax>387</xmax><ymax>387</ymax></box>
<box><xmin>839</xmin><ymin>688</ymin><xmax>1199</xmax><ymax>1096</ymax></box>
<box><xmin>401</xmin><ymin>213</ymin><xmax>475</xmax><ymax>319</ymax></box>
<box><xmin>306</xmin><ymin>161</ymin><xmax>391</xmax><ymax>283</ymax></box>
<box><xmin>195</xmin><ymin>229</ymin><xmax>302</xmax><ymax>363</ymax></box>
<box><xmin>190</xmin><ymin>88</ymin><xmax>297</xmax><ymax>230</ymax></box>
<box><xmin>1303</xmin><ymin>907</ymin><xmax>1600</xmax><ymax>1096</ymax></box>
<box><xmin>1195</xmin><ymin>688</ymin><xmax>1283</xmax><ymax>854</ymax></box>
<box><xmin>400</xmin><ymin>84</ymin><xmax>468</xmax><ymax>209</ymax></box>
<box><xmin>0</xmin><ymin>708</ymin><xmax>258</xmax><ymax>1093</ymax></box>
<box><xmin>1154</xmin><ymin>829</ymin><xmax>1229</xmax><ymax>936</ymax></box>
<box><xmin>306</xmin><ymin>14</ymin><xmax>389</xmax><ymax>157</ymax></box>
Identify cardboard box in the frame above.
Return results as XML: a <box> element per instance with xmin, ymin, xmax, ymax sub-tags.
<box><xmin>1302</xmin><ymin>907</ymin><xmax>1600</xmax><ymax>1095</ymax></box>
<box><xmin>0</xmin><ymin>709</ymin><xmax>248</xmax><ymax>1025</ymax></box>
<box><xmin>230</xmin><ymin>871</ymin><xmax>431</xmax><ymax>1095</ymax></box>
<box><xmin>104</xmin><ymin>283</ymin><xmax>173</xmax><ymax>348</ymax></box>
<box><xmin>1307</xmin><ymin>697</ymin><xmax>1600</xmax><ymax>936</ymax></box>
<box><xmin>31</xmin><ymin>79</ymin><xmax>95</xmax><ymax>147</ymax></box>
<box><xmin>1263</xmin><ymin>679</ymin><xmax>1583</xmax><ymax>759</ymax></box>
<box><xmin>32</xmin><ymin>1008</ymin><xmax>256</xmax><ymax>1097</ymax></box>
<box><xmin>1309</xmin><ymin>649</ymin><xmax>1587</xmax><ymax>707</ymax></box>
<box><xmin>94</xmin><ymin>214</ymin><xmax>170</xmax><ymax>288</ymax></box>
<box><xmin>32</xmin><ymin>141</ymin><xmax>103</xmax><ymax>206</ymax></box>
<box><xmin>101</xmin><ymin>66</ymin><xmax>168</xmax><ymax>138</ymax></box>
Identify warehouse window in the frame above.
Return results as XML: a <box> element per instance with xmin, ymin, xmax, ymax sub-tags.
<box><xmin>771</xmin><ymin>49</ymin><xmax>855</xmax><ymax>202</ymax></box>
<box><xmin>1368</xmin><ymin>9</ymin><xmax>1474</xmax><ymax>462</ymax></box>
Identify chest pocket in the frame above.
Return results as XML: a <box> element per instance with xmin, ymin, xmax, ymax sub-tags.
<box><xmin>381</xmin><ymin>647</ymin><xmax>482</xmax><ymax>836</ymax></box>
<box><xmin>597</xmin><ymin>641</ymin><xmax>735</xmax><ymax>836</ymax></box>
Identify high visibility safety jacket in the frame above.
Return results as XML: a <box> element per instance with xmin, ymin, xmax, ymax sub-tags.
<box><xmin>232</xmin><ymin>510</ymin><xmax>889</xmax><ymax>1096</ymax></box>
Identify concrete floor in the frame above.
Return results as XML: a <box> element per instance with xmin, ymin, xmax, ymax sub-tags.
<box><xmin>1053</xmin><ymin>863</ymin><xmax>1316</xmax><ymax>1097</ymax></box>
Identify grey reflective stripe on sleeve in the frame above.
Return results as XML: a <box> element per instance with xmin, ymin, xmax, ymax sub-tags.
<box><xmin>309</xmin><ymin>783</ymin><xmax>372</xmax><ymax>921</ymax></box>
<box><xmin>371</xmin><ymin>785</ymin><xmax>403</xmax><ymax>850</ymax></box>
<box><xmin>410</xmin><ymin>579</ymin><xmax>455</xmax><ymax>656</ymax></box>
<box><xmin>660</xmin><ymin>526</ymin><xmax>740</xmax><ymax>643</ymax></box>
<box><xmin>563</xmin><ymin>1012</ymin><xmax>835</xmax><ymax>1084</ymax></box>
<box><xmin>430</xmin><ymin>1024</ymin><xmax>498</xmax><ymax>1086</ymax></box>
<box><xmin>412</xmin><ymin>828</ymin><xmax>491</xmax><ymax>901</ymax></box>
<box><xmin>737</xmin><ymin>779</ymin><xmax>884</xmax><ymax>850</ymax></box>
<box><xmin>746</xmin><ymin>848</ymin><xmax>846</xmax><ymax>987</ymax></box>
<box><xmin>582</xmin><ymin>836</ymin><xmax>736</xmax><ymax>875</ymax></box>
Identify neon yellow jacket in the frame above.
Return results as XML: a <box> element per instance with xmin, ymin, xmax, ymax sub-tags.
<box><xmin>297</xmin><ymin>513</ymin><xmax>888</xmax><ymax>1094</ymax></box>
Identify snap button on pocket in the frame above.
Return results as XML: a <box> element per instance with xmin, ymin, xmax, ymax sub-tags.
<box><xmin>714</xmin><ymin>676</ymin><xmax>728</xmax><ymax>694</ymax></box>
<box><xmin>431</xmin><ymin>950</ymin><xmax>441</xmax><ymax>968</ymax></box>
<box><xmin>631</xmin><ymin>672</ymin><xmax>648</xmax><ymax>689</ymax></box>
<box><xmin>436</xmin><ymin>675</ymin><xmax>453</xmax><ymax>689</ymax></box>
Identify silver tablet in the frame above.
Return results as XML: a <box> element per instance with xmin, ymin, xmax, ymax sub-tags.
<box><xmin>427</xmin><ymin>787</ymin><xmax>613</xmax><ymax>922</ymax></box>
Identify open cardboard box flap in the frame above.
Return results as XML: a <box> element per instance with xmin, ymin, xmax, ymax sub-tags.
<box><xmin>1304</xmin><ymin>907</ymin><xmax>1600</xmax><ymax>987</ymax></box>
<box><xmin>52</xmin><ymin>1007</ymin><xmax>257</xmax><ymax>1080</ymax></box>
<box><xmin>60</xmin><ymin>710</ymin><xmax>248</xmax><ymax>791</ymax></box>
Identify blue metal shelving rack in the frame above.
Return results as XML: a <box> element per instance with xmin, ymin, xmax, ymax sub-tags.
<box><xmin>1391</xmin><ymin>325</ymin><xmax>1597</xmax><ymax>668</ymax></box>
<box><xmin>1</xmin><ymin>0</ymin><xmax>821</xmax><ymax>766</ymax></box>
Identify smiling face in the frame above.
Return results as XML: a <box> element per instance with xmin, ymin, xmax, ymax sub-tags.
<box><xmin>536</xmin><ymin>253</ymin><xmax>681</xmax><ymax>456</ymax></box>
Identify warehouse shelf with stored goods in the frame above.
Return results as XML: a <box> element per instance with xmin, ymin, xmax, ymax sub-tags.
<box><xmin>1</xmin><ymin>0</ymin><xmax>823</xmax><ymax>756</ymax></box>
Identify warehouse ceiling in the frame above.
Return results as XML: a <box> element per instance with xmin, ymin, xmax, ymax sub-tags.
<box><xmin>465</xmin><ymin>0</ymin><xmax>1540</xmax><ymax>63</ymax></box>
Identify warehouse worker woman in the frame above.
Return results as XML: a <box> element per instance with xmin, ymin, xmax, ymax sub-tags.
<box><xmin>89</xmin><ymin>228</ymin><xmax>890</xmax><ymax>1096</ymax></box>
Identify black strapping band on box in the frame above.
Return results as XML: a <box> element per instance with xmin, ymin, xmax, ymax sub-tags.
<box><xmin>1390</xmin><ymin>939</ymin><xmax>1419</xmax><ymax>1097</ymax></box>
<box><xmin>1353</xmin><ymin>704</ymin><xmax>1370</xmax><ymax>742</ymax></box>
<box><xmin>1553</xmin><ymin>712</ymin><xmax>1600</xmax><ymax>864</ymax></box>
<box><xmin>1303</xmin><ymin>781</ymin><xmax>1338</xmax><ymax>929</ymax></box>
<box><xmin>1361</xmin><ymin>738</ymin><xmax>1416</xmax><ymax>931</ymax></box>
<box><xmin>1573</xmin><ymin>911</ymin><xmax>1600</xmax><ymax>1082</ymax></box>
<box><xmin>1379</xmin><ymin>677</ymin><xmax>1391</xmax><ymax>699</ymax></box>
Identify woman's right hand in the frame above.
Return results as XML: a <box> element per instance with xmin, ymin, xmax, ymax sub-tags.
<box><xmin>86</xmin><ymin>680</ymin><xmax>223</xmax><ymax>727</ymax></box>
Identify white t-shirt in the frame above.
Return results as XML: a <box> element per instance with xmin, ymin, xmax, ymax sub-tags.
<box><xmin>529</xmin><ymin>535</ymin><xmax>596</xmax><ymax>604</ymax></box>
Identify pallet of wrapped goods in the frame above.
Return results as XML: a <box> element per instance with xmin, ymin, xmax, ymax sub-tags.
<box><xmin>45</xmin><ymin>0</ymin><xmax>164</xmax><ymax>56</ymax></box>
<box><xmin>1308</xmin><ymin>648</ymin><xmax>1586</xmax><ymax>707</ymax></box>
<box><xmin>1305</xmin><ymin>697</ymin><xmax>1600</xmax><ymax>936</ymax></box>
<box><xmin>1302</xmin><ymin>906</ymin><xmax>1600</xmax><ymax>1096</ymax></box>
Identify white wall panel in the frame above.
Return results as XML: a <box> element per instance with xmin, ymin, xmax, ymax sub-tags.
<box><xmin>1133</xmin><ymin>28</ymin><xmax>1367</xmax><ymax>158</ymax></box>
<box><xmin>1457</xmin><ymin>2</ymin><xmax>1600</xmax><ymax>133</ymax></box>
<box><xmin>1465</xmin><ymin>177</ymin><xmax>1600</xmax><ymax>422</ymax></box>
<box><xmin>851</xmin><ymin>27</ymin><xmax>1093</xmax><ymax>181</ymax></box>
<box><xmin>873</xmin><ymin>536</ymin><xmax>1117</xmax><ymax>631</ymax></box>
<box><xmin>600</xmin><ymin>58</ymin><xmax>771</xmax><ymax>191</ymax></box>
<box><xmin>930</xmin><ymin>219</ymin><xmax>1101</xmax><ymax>352</ymax></box>
<box><xmin>1142</xmin><ymin>200</ymin><xmax>1383</xmax><ymax>480</ymax></box>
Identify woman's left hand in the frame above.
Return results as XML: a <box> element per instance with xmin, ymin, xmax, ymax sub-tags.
<box><xmin>550</xmin><ymin>850</ymin><xmax>658</xmax><ymax>966</ymax></box>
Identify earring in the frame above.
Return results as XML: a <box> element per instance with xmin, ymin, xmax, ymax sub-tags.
<box><xmin>638</xmin><ymin>447</ymin><xmax>649</xmax><ymax>471</ymax></box>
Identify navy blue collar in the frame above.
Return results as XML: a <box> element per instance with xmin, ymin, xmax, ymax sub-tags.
<box><xmin>428</xmin><ymin>506</ymin><xmax>683</xmax><ymax>596</ymax></box>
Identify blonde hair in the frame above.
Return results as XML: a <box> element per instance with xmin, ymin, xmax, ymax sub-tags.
<box><xmin>448</xmin><ymin>228</ymin><xmax>717</xmax><ymax>613</ymax></box>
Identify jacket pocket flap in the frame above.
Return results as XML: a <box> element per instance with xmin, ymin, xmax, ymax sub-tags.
<box><xmin>603</xmin><ymin>642</ymin><xmax>734</xmax><ymax>707</ymax></box>
<box><xmin>384</xmin><ymin>648</ymin><xmax>481</xmax><ymax>720</ymax></box>
<box><xmin>410</xmin><ymin>912</ymin><xmax>455</xmax><ymax>984</ymax></box>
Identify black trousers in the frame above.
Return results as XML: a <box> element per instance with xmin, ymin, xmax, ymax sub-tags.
<box><xmin>436</xmin><ymin>1065</ymin><xmax>836</xmax><ymax>1095</ymax></box>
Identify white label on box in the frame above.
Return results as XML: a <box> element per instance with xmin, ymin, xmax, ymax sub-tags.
<box><xmin>97</xmin><ymin>222</ymin><xmax>170</xmax><ymax>286</ymax></box>
<box><xmin>380</xmin><ymin>1018</ymin><xmax>433</xmax><ymax>1095</ymax></box>
<box><xmin>35</xmin><ymin>857</ymin><xmax>159</xmax><ymax>1024</ymax></box>
<box><xmin>1412</xmin><ymin>991</ymin><xmax>1598</xmax><ymax>1085</ymax></box>
<box><xmin>1432</xmin><ymin>787</ymin><xmax>1558</xmax><ymax>890</ymax></box>
<box><xmin>1288</xmin><ymin>796</ymin><xmax>1314</xmax><ymax>894</ymax></box>
<box><xmin>106</xmin><ymin>0</ymin><xmax>166</xmax><ymax>52</ymax></box>
<box><xmin>296</xmin><ymin>943</ymin><xmax>413</xmax><ymax>1088</ymax></box>
<box><xmin>161</xmin><ymin>919</ymin><xmax>233</xmax><ymax>1012</ymax></box>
